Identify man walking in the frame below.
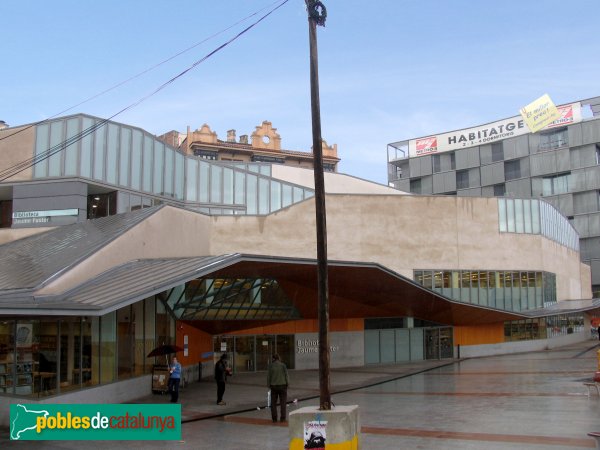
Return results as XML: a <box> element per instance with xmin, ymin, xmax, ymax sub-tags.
<box><xmin>267</xmin><ymin>353</ymin><xmax>289</xmax><ymax>422</ymax></box>
<box><xmin>214</xmin><ymin>353</ymin><xmax>230</xmax><ymax>405</ymax></box>
<box><xmin>168</xmin><ymin>356</ymin><xmax>182</xmax><ymax>403</ymax></box>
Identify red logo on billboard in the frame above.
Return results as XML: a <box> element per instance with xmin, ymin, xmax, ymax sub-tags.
<box><xmin>548</xmin><ymin>105</ymin><xmax>574</xmax><ymax>128</ymax></box>
<box><xmin>415</xmin><ymin>137</ymin><xmax>437</xmax><ymax>154</ymax></box>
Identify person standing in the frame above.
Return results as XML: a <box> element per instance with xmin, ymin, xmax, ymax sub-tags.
<box><xmin>267</xmin><ymin>353</ymin><xmax>289</xmax><ymax>422</ymax></box>
<box><xmin>597</xmin><ymin>324</ymin><xmax>600</xmax><ymax>341</ymax></box>
<box><xmin>168</xmin><ymin>356</ymin><xmax>182</xmax><ymax>403</ymax></box>
<box><xmin>214</xmin><ymin>353</ymin><xmax>231</xmax><ymax>405</ymax></box>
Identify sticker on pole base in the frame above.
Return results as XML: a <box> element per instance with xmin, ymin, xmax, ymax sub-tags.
<box><xmin>304</xmin><ymin>420</ymin><xmax>327</xmax><ymax>449</ymax></box>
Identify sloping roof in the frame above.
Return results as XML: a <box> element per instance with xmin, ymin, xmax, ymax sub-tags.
<box><xmin>0</xmin><ymin>205</ymin><xmax>163</xmax><ymax>293</ymax></box>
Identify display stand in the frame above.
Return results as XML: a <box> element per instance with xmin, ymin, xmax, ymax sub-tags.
<box><xmin>152</xmin><ymin>365</ymin><xmax>170</xmax><ymax>394</ymax></box>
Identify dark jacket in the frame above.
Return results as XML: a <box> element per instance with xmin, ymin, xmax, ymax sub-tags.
<box><xmin>214</xmin><ymin>359</ymin><xmax>229</xmax><ymax>382</ymax></box>
<box><xmin>267</xmin><ymin>360</ymin><xmax>289</xmax><ymax>387</ymax></box>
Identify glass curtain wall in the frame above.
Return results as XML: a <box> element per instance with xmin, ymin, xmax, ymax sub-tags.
<box><xmin>0</xmin><ymin>297</ymin><xmax>172</xmax><ymax>398</ymax></box>
<box><xmin>33</xmin><ymin>115</ymin><xmax>315</xmax><ymax>217</ymax></box>
<box><xmin>414</xmin><ymin>270</ymin><xmax>554</xmax><ymax>312</ymax></box>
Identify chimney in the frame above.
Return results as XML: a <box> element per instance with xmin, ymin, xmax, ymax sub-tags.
<box><xmin>239</xmin><ymin>135</ymin><xmax>248</xmax><ymax>144</ymax></box>
<box><xmin>227</xmin><ymin>129</ymin><xmax>236</xmax><ymax>142</ymax></box>
<box><xmin>0</xmin><ymin>121</ymin><xmax>8</xmax><ymax>130</ymax></box>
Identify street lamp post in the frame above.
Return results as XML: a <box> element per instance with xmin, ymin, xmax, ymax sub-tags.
<box><xmin>305</xmin><ymin>0</ymin><xmax>331</xmax><ymax>411</ymax></box>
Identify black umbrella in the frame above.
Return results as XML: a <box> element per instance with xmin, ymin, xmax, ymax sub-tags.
<box><xmin>147</xmin><ymin>344</ymin><xmax>183</xmax><ymax>358</ymax></box>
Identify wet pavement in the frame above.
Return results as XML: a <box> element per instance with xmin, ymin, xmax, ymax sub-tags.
<box><xmin>3</xmin><ymin>339</ymin><xmax>600</xmax><ymax>449</ymax></box>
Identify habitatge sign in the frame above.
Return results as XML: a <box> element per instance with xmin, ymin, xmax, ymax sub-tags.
<box><xmin>408</xmin><ymin>101</ymin><xmax>582</xmax><ymax>157</ymax></box>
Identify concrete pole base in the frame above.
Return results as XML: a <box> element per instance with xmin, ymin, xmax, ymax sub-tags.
<box><xmin>289</xmin><ymin>405</ymin><xmax>360</xmax><ymax>449</ymax></box>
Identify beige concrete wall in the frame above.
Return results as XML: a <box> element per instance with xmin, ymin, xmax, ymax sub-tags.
<box><xmin>37</xmin><ymin>207</ymin><xmax>212</xmax><ymax>294</ymax></box>
<box><xmin>0</xmin><ymin>226</ymin><xmax>52</xmax><ymax>245</ymax></box>
<box><xmin>210</xmin><ymin>195</ymin><xmax>590</xmax><ymax>301</ymax></box>
<box><xmin>0</xmin><ymin>125</ymin><xmax>35</xmax><ymax>181</ymax></box>
<box><xmin>272</xmin><ymin>165</ymin><xmax>406</xmax><ymax>195</ymax></box>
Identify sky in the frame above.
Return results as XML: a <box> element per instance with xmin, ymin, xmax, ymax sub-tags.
<box><xmin>2</xmin><ymin>0</ymin><xmax>600</xmax><ymax>185</ymax></box>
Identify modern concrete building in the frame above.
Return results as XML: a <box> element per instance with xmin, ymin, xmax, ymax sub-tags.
<box><xmin>157</xmin><ymin>120</ymin><xmax>339</xmax><ymax>172</ymax></box>
<box><xmin>387</xmin><ymin>96</ymin><xmax>600</xmax><ymax>294</ymax></box>
<box><xmin>0</xmin><ymin>113</ymin><xmax>598</xmax><ymax>426</ymax></box>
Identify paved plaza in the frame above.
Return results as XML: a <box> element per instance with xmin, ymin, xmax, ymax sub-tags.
<box><xmin>3</xmin><ymin>339</ymin><xmax>600</xmax><ymax>449</ymax></box>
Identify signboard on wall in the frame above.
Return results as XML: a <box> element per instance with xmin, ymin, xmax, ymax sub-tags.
<box><xmin>12</xmin><ymin>208</ymin><xmax>79</xmax><ymax>225</ymax></box>
<box><xmin>407</xmin><ymin>101</ymin><xmax>582</xmax><ymax>157</ymax></box>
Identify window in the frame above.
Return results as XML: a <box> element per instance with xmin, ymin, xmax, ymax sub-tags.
<box><xmin>456</xmin><ymin>170</ymin><xmax>469</xmax><ymax>189</ymax></box>
<box><xmin>504</xmin><ymin>160</ymin><xmax>521</xmax><ymax>181</ymax></box>
<box><xmin>410</xmin><ymin>178</ymin><xmax>422</xmax><ymax>194</ymax></box>
<box><xmin>542</xmin><ymin>173</ymin><xmax>570</xmax><ymax>196</ymax></box>
<box><xmin>432</xmin><ymin>155</ymin><xmax>441</xmax><ymax>173</ymax></box>
<box><xmin>539</xmin><ymin>128</ymin><xmax>568</xmax><ymax>151</ymax></box>
<box><xmin>493</xmin><ymin>184</ymin><xmax>505</xmax><ymax>197</ymax></box>
<box><xmin>450</xmin><ymin>153</ymin><xmax>456</xmax><ymax>170</ymax></box>
<box><xmin>194</xmin><ymin>149</ymin><xmax>218</xmax><ymax>160</ymax></box>
<box><xmin>323</xmin><ymin>163</ymin><xmax>336</xmax><ymax>172</ymax></box>
<box><xmin>251</xmin><ymin>155</ymin><xmax>285</xmax><ymax>164</ymax></box>
<box><xmin>596</xmin><ymin>145</ymin><xmax>600</xmax><ymax>165</ymax></box>
<box><xmin>491</xmin><ymin>143</ymin><xmax>504</xmax><ymax>162</ymax></box>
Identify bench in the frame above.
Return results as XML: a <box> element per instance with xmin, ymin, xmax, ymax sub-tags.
<box><xmin>584</xmin><ymin>382</ymin><xmax>600</xmax><ymax>397</ymax></box>
<box><xmin>588</xmin><ymin>432</ymin><xmax>600</xmax><ymax>450</ymax></box>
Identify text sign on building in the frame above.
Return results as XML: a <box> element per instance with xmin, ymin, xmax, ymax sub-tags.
<box><xmin>519</xmin><ymin>94</ymin><xmax>561</xmax><ymax>133</ymax></box>
<box><xmin>12</xmin><ymin>209</ymin><xmax>79</xmax><ymax>225</ymax></box>
<box><xmin>407</xmin><ymin>101</ymin><xmax>582</xmax><ymax>157</ymax></box>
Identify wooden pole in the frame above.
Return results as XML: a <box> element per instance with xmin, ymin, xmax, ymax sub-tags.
<box><xmin>305</xmin><ymin>0</ymin><xmax>330</xmax><ymax>411</ymax></box>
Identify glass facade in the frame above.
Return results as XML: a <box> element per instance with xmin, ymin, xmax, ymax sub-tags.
<box><xmin>33</xmin><ymin>115</ymin><xmax>314</xmax><ymax>216</ymax></box>
<box><xmin>503</xmin><ymin>313</ymin><xmax>584</xmax><ymax>341</ymax></box>
<box><xmin>0</xmin><ymin>297</ymin><xmax>174</xmax><ymax>397</ymax></box>
<box><xmin>414</xmin><ymin>270</ymin><xmax>556</xmax><ymax>312</ymax></box>
<box><xmin>498</xmin><ymin>198</ymin><xmax>579</xmax><ymax>251</ymax></box>
<box><xmin>167</xmin><ymin>278</ymin><xmax>301</xmax><ymax>321</ymax></box>
<box><xmin>213</xmin><ymin>334</ymin><xmax>295</xmax><ymax>373</ymax></box>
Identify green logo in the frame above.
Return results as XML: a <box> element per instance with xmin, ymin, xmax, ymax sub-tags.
<box><xmin>10</xmin><ymin>404</ymin><xmax>181</xmax><ymax>440</ymax></box>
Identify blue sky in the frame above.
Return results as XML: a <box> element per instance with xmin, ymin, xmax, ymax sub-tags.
<box><xmin>2</xmin><ymin>0</ymin><xmax>600</xmax><ymax>184</ymax></box>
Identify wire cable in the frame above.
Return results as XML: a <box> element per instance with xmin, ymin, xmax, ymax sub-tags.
<box><xmin>0</xmin><ymin>0</ymin><xmax>291</xmax><ymax>182</ymax></box>
<box><xmin>0</xmin><ymin>0</ymin><xmax>286</xmax><ymax>143</ymax></box>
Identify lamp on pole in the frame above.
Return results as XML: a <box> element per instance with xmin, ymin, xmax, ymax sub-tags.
<box><xmin>305</xmin><ymin>0</ymin><xmax>331</xmax><ymax>411</ymax></box>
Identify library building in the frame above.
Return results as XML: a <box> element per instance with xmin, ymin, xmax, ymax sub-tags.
<box><xmin>0</xmin><ymin>114</ymin><xmax>598</xmax><ymax>426</ymax></box>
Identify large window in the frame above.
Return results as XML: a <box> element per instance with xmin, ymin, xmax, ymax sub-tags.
<box><xmin>504</xmin><ymin>160</ymin><xmax>521</xmax><ymax>180</ymax></box>
<box><xmin>542</xmin><ymin>173</ymin><xmax>570</xmax><ymax>196</ymax></box>
<box><xmin>456</xmin><ymin>170</ymin><xmax>469</xmax><ymax>190</ymax></box>
<box><xmin>539</xmin><ymin>128</ymin><xmax>568</xmax><ymax>151</ymax></box>
<box><xmin>410</xmin><ymin>178</ymin><xmax>422</xmax><ymax>194</ymax></box>
<box><xmin>491</xmin><ymin>143</ymin><xmax>504</xmax><ymax>162</ymax></box>
<box><xmin>414</xmin><ymin>269</ymin><xmax>556</xmax><ymax>311</ymax></box>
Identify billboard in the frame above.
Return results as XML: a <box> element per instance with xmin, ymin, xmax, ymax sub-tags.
<box><xmin>407</xmin><ymin>102</ymin><xmax>582</xmax><ymax>157</ymax></box>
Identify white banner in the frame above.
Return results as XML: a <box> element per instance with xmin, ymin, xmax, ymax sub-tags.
<box><xmin>407</xmin><ymin>102</ymin><xmax>582</xmax><ymax>157</ymax></box>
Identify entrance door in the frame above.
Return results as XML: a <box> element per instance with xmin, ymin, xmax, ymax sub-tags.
<box><xmin>213</xmin><ymin>336</ymin><xmax>234</xmax><ymax>369</ymax></box>
<box><xmin>255</xmin><ymin>335</ymin><xmax>275</xmax><ymax>371</ymax></box>
<box><xmin>425</xmin><ymin>328</ymin><xmax>440</xmax><ymax>360</ymax></box>
<box><xmin>275</xmin><ymin>335</ymin><xmax>295</xmax><ymax>370</ymax></box>
<box><xmin>234</xmin><ymin>336</ymin><xmax>255</xmax><ymax>373</ymax></box>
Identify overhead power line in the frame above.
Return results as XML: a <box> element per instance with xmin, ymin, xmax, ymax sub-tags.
<box><xmin>0</xmin><ymin>0</ymin><xmax>291</xmax><ymax>182</ymax></box>
<box><xmin>0</xmin><ymin>0</ymin><xmax>287</xmax><ymax>143</ymax></box>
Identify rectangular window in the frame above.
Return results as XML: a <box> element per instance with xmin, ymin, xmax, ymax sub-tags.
<box><xmin>542</xmin><ymin>173</ymin><xmax>570</xmax><ymax>196</ymax></box>
<box><xmin>491</xmin><ymin>143</ymin><xmax>504</xmax><ymax>162</ymax></box>
<box><xmin>432</xmin><ymin>155</ymin><xmax>441</xmax><ymax>173</ymax></box>
<box><xmin>504</xmin><ymin>160</ymin><xmax>521</xmax><ymax>181</ymax></box>
<box><xmin>456</xmin><ymin>170</ymin><xmax>469</xmax><ymax>190</ymax></box>
<box><xmin>450</xmin><ymin>153</ymin><xmax>456</xmax><ymax>170</ymax></box>
<box><xmin>539</xmin><ymin>128</ymin><xmax>568</xmax><ymax>151</ymax></box>
<box><xmin>410</xmin><ymin>178</ymin><xmax>422</xmax><ymax>194</ymax></box>
<box><xmin>493</xmin><ymin>184</ymin><xmax>505</xmax><ymax>197</ymax></box>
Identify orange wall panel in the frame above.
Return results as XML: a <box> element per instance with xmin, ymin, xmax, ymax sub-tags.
<box><xmin>176</xmin><ymin>321</ymin><xmax>213</xmax><ymax>366</ymax></box>
<box><xmin>454</xmin><ymin>323</ymin><xmax>504</xmax><ymax>345</ymax></box>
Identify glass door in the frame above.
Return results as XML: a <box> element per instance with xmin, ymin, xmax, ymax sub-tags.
<box><xmin>255</xmin><ymin>335</ymin><xmax>275</xmax><ymax>371</ymax></box>
<box><xmin>234</xmin><ymin>336</ymin><xmax>255</xmax><ymax>373</ymax></box>
<box><xmin>275</xmin><ymin>335</ymin><xmax>295</xmax><ymax>369</ymax></box>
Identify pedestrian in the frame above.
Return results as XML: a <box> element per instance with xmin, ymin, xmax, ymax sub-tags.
<box><xmin>214</xmin><ymin>353</ymin><xmax>231</xmax><ymax>405</ymax></box>
<box><xmin>597</xmin><ymin>324</ymin><xmax>600</xmax><ymax>341</ymax></box>
<box><xmin>267</xmin><ymin>353</ymin><xmax>289</xmax><ymax>423</ymax></box>
<box><xmin>168</xmin><ymin>356</ymin><xmax>182</xmax><ymax>403</ymax></box>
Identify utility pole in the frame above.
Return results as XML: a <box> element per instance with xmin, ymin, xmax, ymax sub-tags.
<box><xmin>305</xmin><ymin>0</ymin><xmax>330</xmax><ymax>411</ymax></box>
